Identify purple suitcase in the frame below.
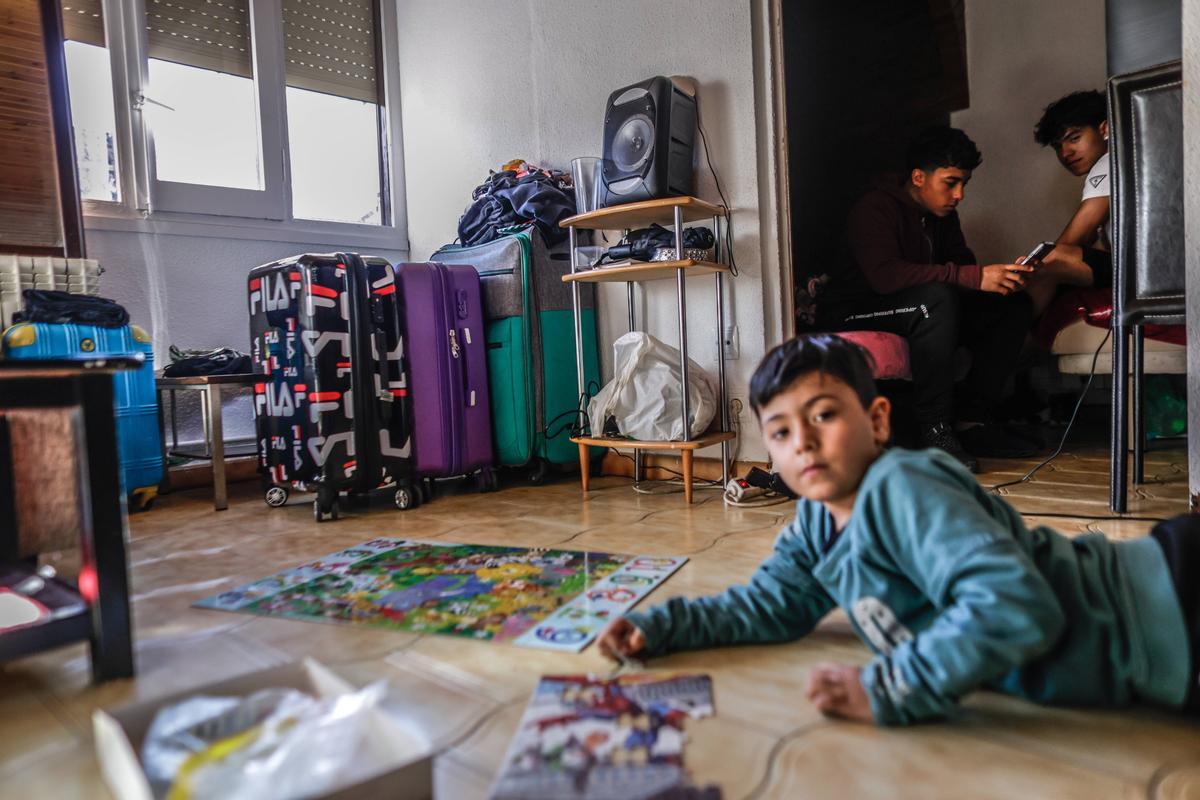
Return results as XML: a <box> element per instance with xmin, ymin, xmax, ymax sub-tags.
<box><xmin>394</xmin><ymin>262</ymin><xmax>496</xmax><ymax>495</ymax></box>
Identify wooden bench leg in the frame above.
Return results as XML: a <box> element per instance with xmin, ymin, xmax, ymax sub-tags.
<box><xmin>578</xmin><ymin>443</ymin><xmax>590</xmax><ymax>494</ymax></box>
<box><xmin>682</xmin><ymin>450</ymin><xmax>694</xmax><ymax>504</ymax></box>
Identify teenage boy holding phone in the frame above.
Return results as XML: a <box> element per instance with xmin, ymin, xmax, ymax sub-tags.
<box><xmin>817</xmin><ymin>127</ymin><xmax>1036</xmax><ymax>473</ymax></box>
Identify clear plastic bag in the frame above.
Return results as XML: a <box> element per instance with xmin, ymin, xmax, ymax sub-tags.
<box><xmin>140</xmin><ymin>682</ymin><xmax>386</xmax><ymax>800</ymax></box>
<box><xmin>587</xmin><ymin>332</ymin><xmax>717</xmax><ymax>441</ymax></box>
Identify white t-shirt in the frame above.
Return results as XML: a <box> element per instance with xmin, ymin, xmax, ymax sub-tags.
<box><xmin>1082</xmin><ymin>152</ymin><xmax>1111</xmax><ymax>249</ymax></box>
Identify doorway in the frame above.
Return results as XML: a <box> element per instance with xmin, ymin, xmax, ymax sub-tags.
<box><xmin>780</xmin><ymin>0</ymin><xmax>970</xmax><ymax>325</ymax></box>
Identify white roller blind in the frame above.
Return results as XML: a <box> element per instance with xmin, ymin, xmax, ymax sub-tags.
<box><xmin>60</xmin><ymin>0</ymin><xmax>104</xmax><ymax>46</ymax></box>
<box><xmin>283</xmin><ymin>0</ymin><xmax>378</xmax><ymax>104</ymax></box>
<box><xmin>145</xmin><ymin>0</ymin><xmax>252</xmax><ymax>78</ymax></box>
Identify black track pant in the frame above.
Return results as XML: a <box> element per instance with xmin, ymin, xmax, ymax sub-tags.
<box><xmin>817</xmin><ymin>283</ymin><xmax>1033</xmax><ymax>426</ymax></box>
<box><xmin>1151</xmin><ymin>515</ymin><xmax>1200</xmax><ymax>713</ymax></box>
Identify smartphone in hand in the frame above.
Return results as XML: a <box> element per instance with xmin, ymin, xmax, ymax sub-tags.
<box><xmin>1021</xmin><ymin>241</ymin><xmax>1055</xmax><ymax>267</ymax></box>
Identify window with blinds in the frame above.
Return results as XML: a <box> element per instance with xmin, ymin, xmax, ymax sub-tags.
<box><xmin>142</xmin><ymin>0</ymin><xmax>262</xmax><ymax>190</ymax></box>
<box><xmin>145</xmin><ymin>0</ymin><xmax>252</xmax><ymax>78</ymax></box>
<box><xmin>283</xmin><ymin>0</ymin><xmax>378</xmax><ymax>104</ymax></box>
<box><xmin>61</xmin><ymin>0</ymin><xmax>104</xmax><ymax>46</ymax></box>
<box><xmin>285</xmin><ymin>0</ymin><xmax>384</xmax><ymax>225</ymax></box>
<box><xmin>60</xmin><ymin>0</ymin><xmax>120</xmax><ymax>202</ymax></box>
<box><xmin>52</xmin><ymin>0</ymin><xmax>397</xmax><ymax>227</ymax></box>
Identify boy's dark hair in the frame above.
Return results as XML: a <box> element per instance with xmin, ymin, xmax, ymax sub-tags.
<box><xmin>905</xmin><ymin>126</ymin><xmax>982</xmax><ymax>174</ymax></box>
<box><xmin>750</xmin><ymin>334</ymin><xmax>878</xmax><ymax>415</ymax></box>
<box><xmin>1034</xmin><ymin>90</ymin><xmax>1107</xmax><ymax>147</ymax></box>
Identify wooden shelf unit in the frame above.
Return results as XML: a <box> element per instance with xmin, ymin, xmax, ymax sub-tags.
<box><xmin>562</xmin><ymin>196</ymin><xmax>733</xmax><ymax>504</ymax></box>
<box><xmin>559</xmin><ymin>196</ymin><xmax>726</xmax><ymax>231</ymax></box>
<box><xmin>562</xmin><ymin>260</ymin><xmax>729</xmax><ymax>284</ymax></box>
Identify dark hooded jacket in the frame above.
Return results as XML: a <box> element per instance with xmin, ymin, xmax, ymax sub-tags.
<box><xmin>826</xmin><ymin>182</ymin><xmax>984</xmax><ymax>302</ymax></box>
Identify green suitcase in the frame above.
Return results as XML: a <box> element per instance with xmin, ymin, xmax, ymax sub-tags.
<box><xmin>434</xmin><ymin>226</ymin><xmax>601</xmax><ymax>476</ymax></box>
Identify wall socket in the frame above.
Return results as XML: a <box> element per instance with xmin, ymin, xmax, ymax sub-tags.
<box><xmin>723</xmin><ymin>325</ymin><xmax>740</xmax><ymax>360</ymax></box>
<box><xmin>729</xmin><ymin>397</ymin><xmax>744</xmax><ymax>421</ymax></box>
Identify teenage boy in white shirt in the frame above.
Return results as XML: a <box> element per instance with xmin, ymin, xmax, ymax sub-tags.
<box><xmin>1023</xmin><ymin>90</ymin><xmax>1113</xmax><ymax>317</ymax></box>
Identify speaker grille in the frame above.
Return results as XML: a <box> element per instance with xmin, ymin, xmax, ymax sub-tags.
<box><xmin>612</xmin><ymin>114</ymin><xmax>655</xmax><ymax>173</ymax></box>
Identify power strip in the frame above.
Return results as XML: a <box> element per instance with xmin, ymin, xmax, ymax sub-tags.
<box><xmin>725</xmin><ymin>477</ymin><xmax>768</xmax><ymax>503</ymax></box>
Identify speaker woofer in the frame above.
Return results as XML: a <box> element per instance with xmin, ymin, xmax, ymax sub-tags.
<box><xmin>613</xmin><ymin>114</ymin><xmax>655</xmax><ymax>173</ymax></box>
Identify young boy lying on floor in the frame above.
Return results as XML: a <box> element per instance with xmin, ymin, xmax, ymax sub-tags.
<box><xmin>598</xmin><ymin>334</ymin><xmax>1199</xmax><ymax>725</ymax></box>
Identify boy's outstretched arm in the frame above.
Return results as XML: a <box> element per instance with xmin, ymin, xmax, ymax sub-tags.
<box><xmin>616</xmin><ymin>522</ymin><xmax>836</xmax><ymax>657</ymax></box>
<box><xmin>859</xmin><ymin>461</ymin><xmax>1067</xmax><ymax>725</ymax></box>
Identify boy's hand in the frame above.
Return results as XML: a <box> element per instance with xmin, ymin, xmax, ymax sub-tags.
<box><xmin>597</xmin><ymin>618</ymin><xmax>646</xmax><ymax>661</ymax></box>
<box><xmin>805</xmin><ymin>662</ymin><xmax>873</xmax><ymax>723</ymax></box>
<box><xmin>980</xmin><ymin>263</ymin><xmax>1034</xmax><ymax>295</ymax></box>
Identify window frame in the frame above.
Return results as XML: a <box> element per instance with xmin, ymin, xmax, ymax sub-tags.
<box><xmin>77</xmin><ymin>0</ymin><xmax>408</xmax><ymax>251</ymax></box>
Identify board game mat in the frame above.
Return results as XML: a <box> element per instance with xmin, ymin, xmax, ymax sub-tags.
<box><xmin>194</xmin><ymin>539</ymin><xmax>685</xmax><ymax>652</ymax></box>
<box><xmin>490</xmin><ymin>673</ymin><xmax>720</xmax><ymax>800</ymax></box>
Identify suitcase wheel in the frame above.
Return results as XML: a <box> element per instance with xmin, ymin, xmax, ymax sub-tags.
<box><xmin>528</xmin><ymin>458</ymin><xmax>549</xmax><ymax>486</ymax></box>
<box><xmin>129</xmin><ymin>486</ymin><xmax>158</xmax><ymax>512</ymax></box>
<box><xmin>265</xmin><ymin>486</ymin><xmax>289</xmax><ymax>508</ymax></box>
<box><xmin>314</xmin><ymin>492</ymin><xmax>339</xmax><ymax>522</ymax></box>
<box><xmin>476</xmin><ymin>468</ymin><xmax>498</xmax><ymax>494</ymax></box>
<box><xmin>394</xmin><ymin>486</ymin><xmax>419</xmax><ymax>511</ymax></box>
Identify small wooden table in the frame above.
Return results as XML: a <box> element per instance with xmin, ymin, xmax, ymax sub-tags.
<box><xmin>0</xmin><ymin>357</ymin><xmax>140</xmax><ymax>682</ymax></box>
<box><xmin>156</xmin><ymin>373</ymin><xmax>259</xmax><ymax>511</ymax></box>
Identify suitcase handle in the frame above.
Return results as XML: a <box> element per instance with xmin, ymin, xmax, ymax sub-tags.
<box><xmin>370</xmin><ymin>296</ymin><xmax>394</xmax><ymax>407</ymax></box>
<box><xmin>450</xmin><ymin>327</ymin><xmax>478</xmax><ymax>408</ymax></box>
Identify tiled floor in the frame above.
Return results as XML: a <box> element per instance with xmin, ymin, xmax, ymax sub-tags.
<box><xmin>2</xmin><ymin>445</ymin><xmax>1198</xmax><ymax>799</ymax></box>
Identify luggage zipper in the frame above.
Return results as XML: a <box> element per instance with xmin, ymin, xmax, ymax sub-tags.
<box><xmin>435</xmin><ymin>264</ymin><xmax>458</xmax><ymax>475</ymax></box>
<box><xmin>516</xmin><ymin>231</ymin><xmax>541</xmax><ymax>456</ymax></box>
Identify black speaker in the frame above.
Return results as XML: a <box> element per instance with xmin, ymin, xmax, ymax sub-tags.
<box><xmin>600</xmin><ymin>76</ymin><xmax>697</xmax><ymax>207</ymax></box>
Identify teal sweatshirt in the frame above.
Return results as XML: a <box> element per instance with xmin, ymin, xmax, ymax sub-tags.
<box><xmin>626</xmin><ymin>448</ymin><xmax>1190</xmax><ymax>725</ymax></box>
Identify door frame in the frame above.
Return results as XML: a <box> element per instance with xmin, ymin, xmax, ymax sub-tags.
<box><xmin>1184</xmin><ymin>2</ymin><xmax>1200</xmax><ymax>512</ymax></box>
<box><xmin>752</xmin><ymin>0</ymin><xmax>796</xmax><ymax>346</ymax></box>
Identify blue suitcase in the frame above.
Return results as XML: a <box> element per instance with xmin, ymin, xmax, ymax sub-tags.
<box><xmin>1</xmin><ymin>321</ymin><xmax>163</xmax><ymax>510</ymax></box>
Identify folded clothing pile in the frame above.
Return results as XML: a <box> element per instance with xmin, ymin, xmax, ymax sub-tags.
<box><xmin>14</xmin><ymin>289</ymin><xmax>129</xmax><ymax>328</ymax></box>
<box><xmin>163</xmin><ymin>345</ymin><xmax>252</xmax><ymax>377</ymax></box>
<box><xmin>457</xmin><ymin>160</ymin><xmax>575</xmax><ymax>248</ymax></box>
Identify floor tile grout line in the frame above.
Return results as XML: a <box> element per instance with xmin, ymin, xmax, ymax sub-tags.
<box><xmin>739</xmin><ymin>720</ymin><xmax>827</xmax><ymax>800</ymax></box>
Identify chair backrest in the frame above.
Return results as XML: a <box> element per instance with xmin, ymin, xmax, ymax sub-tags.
<box><xmin>1109</xmin><ymin>60</ymin><xmax>1185</xmax><ymax>327</ymax></box>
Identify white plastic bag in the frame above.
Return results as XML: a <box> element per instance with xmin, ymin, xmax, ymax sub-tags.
<box><xmin>588</xmin><ymin>332</ymin><xmax>717</xmax><ymax>441</ymax></box>
<box><xmin>141</xmin><ymin>682</ymin><xmax>386</xmax><ymax>800</ymax></box>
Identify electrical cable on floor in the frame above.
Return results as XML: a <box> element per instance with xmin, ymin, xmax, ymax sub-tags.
<box><xmin>989</xmin><ymin>330</ymin><xmax>1111</xmax><ymax>493</ymax></box>
<box><xmin>607</xmin><ymin>448</ymin><xmax>725</xmax><ymax>495</ymax></box>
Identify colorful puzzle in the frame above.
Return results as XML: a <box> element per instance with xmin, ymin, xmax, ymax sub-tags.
<box><xmin>194</xmin><ymin>539</ymin><xmax>685</xmax><ymax>652</ymax></box>
<box><xmin>491</xmin><ymin>673</ymin><xmax>719</xmax><ymax>800</ymax></box>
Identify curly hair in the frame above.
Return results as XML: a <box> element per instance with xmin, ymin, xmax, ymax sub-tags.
<box><xmin>1034</xmin><ymin>90</ymin><xmax>1107</xmax><ymax>147</ymax></box>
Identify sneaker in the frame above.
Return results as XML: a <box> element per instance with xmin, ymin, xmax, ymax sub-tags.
<box><xmin>958</xmin><ymin>422</ymin><xmax>1037</xmax><ymax>459</ymax></box>
<box><xmin>920</xmin><ymin>422</ymin><xmax>979</xmax><ymax>473</ymax></box>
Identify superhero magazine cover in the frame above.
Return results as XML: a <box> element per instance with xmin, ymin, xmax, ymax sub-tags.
<box><xmin>490</xmin><ymin>673</ymin><xmax>720</xmax><ymax>800</ymax></box>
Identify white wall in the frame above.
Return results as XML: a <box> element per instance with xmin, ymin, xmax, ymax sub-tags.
<box><xmin>950</xmin><ymin>0</ymin><xmax>1108</xmax><ymax>264</ymax></box>
<box><xmin>396</xmin><ymin>0</ymin><xmax>770</xmax><ymax>460</ymax></box>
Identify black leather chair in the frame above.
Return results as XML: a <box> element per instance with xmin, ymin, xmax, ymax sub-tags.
<box><xmin>1109</xmin><ymin>60</ymin><xmax>1185</xmax><ymax>513</ymax></box>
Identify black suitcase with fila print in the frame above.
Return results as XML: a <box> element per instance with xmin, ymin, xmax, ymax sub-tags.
<box><xmin>248</xmin><ymin>252</ymin><xmax>414</xmax><ymax>521</ymax></box>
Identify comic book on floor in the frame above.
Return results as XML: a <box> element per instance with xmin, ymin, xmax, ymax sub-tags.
<box><xmin>489</xmin><ymin>673</ymin><xmax>721</xmax><ymax>800</ymax></box>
